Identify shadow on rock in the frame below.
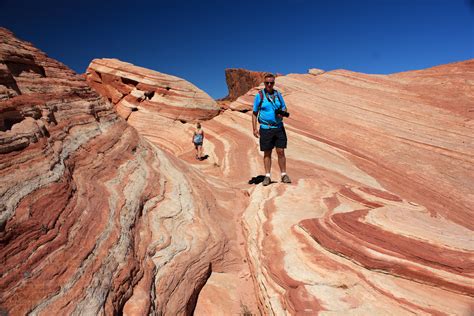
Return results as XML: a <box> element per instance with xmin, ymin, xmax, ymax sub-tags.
<box><xmin>248</xmin><ymin>175</ymin><xmax>266</xmax><ymax>185</ymax></box>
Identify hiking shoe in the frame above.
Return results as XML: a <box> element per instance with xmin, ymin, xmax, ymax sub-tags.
<box><xmin>281</xmin><ymin>174</ymin><xmax>291</xmax><ymax>183</ymax></box>
<box><xmin>262</xmin><ymin>176</ymin><xmax>271</xmax><ymax>186</ymax></box>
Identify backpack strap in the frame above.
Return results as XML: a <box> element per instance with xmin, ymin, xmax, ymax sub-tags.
<box><xmin>260</xmin><ymin>89</ymin><xmax>283</xmax><ymax>110</ymax></box>
<box><xmin>256</xmin><ymin>90</ymin><xmax>264</xmax><ymax>124</ymax></box>
<box><xmin>275</xmin><ymin>90</ymin><xmax>284</xmax><ymax>109</ymax></box>
<box><xmin>258</xmin><ymin>90</ymin><xmax>264</xmax><ymax>112</ymax></box>
<box><xmin>257</xmin><ymin>90</ymin><xmax>265</xmax><ymax>124</ymax></box>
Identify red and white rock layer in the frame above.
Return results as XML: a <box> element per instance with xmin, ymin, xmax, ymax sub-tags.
<box><xmin>86</xmin><ymin>58</ymin><xmax>220</xmax><ymax>122</ymax></box>
<box><xmin>2</xmin><ymin>25</ymin><xmax>473</xmax><ymax>315</ymax></box>
<box><xmin>0</xmin><ymin>28</ymin><xmax>243</xmax><ymax>315</ymax></box>
<box><xmin>126</xmin><ymin>61</ymin><xmax>473</xmax><ymax>315</ymax></box>
<box><xmin>234</xmin><ymin>61</ymin><xmax>474</xmax><ymax>315</ymax></box>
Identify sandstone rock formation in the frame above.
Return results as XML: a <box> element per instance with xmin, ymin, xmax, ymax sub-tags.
<box><xmin>119</xmin><ymin>61</ymin><xmax>473</xmax><ymax>315</ymax></box>
<box><xmin>0</xmin><ymin>28</ymin><xmax>252</xmax><ymax>315</ymax></box>
<box><xmin>221</xmin><ymin>68</ymin><xmax>267</xmax><ymax>101</ymax></box>
<box><xmin>86</xmin><ymin>58</ymin><xmax>220</xmax><ymax>122</ymax></box>
<box><xmin>2</xmin><ymin>25</ymin><xmax>473</xmax><ymax>316</ymax></box>
<box><xmin>231</xmin><ymin>61</ymin><xmax>474</xmax><ymax>314</ymax></box>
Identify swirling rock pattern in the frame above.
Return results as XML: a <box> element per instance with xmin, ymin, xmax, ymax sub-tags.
<box><xmin>126</xmin><ymin>61</ymin><xmax>473</xmax><ymax>314</ymax></box>
<box><xmin>2</xmin><ymin>25</ymin><xmax>473</xmax><ymax>315</ymax></box>
<box><xmin>235</xmin><ymin>61</ymin><xmax>474</xmax><ymax>315</ymax></box>
<box><xmin>86</xmin><ymin>58</ymin><xmax>220</xmax><ymax>122</ymax></box>
<box><xmin>0</xmin><ymin>28</ymin><xmax>241</xmax><ymax>315</ymax></box>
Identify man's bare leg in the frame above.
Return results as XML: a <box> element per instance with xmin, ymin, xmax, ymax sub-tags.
<box><xmin>276</xmin><ymin>148</ymin><xmax>286</xmax><ymax>173</ymax></box>
<box><xmin>276</xmin><ymin>147</ymin><xmax>291</xmax><ymax>183</ymax></box>
<box><xmin>262</xmin><ymin>150</ymin><xmax>272</xmax><ymax>185</ymax></box>
<box><xmin>264</xmin><ymin>150</ymin><xmax>272</xmax><ymax>175</ymax></box>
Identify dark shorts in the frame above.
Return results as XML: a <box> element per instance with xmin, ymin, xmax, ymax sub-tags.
<box><xmin>259</xmin><ymin>127</ymin><xmax>287</xmax><ymax>151</ymax></box>
<box><xmin>194</xmin><ymin>142</ymin><xmax>203</xmax><ymax>147</ymax></box>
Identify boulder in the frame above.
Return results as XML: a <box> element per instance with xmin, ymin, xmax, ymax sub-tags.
<box><xmin>308</xmin><ymin>68</ymin><xmax>325</xmax><ymax>75</ymax></box>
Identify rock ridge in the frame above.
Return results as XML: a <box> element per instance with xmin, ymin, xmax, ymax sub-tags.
<box><xmin>86</xmin><ymin>58</ymin><xmax>220</xmax><ymax>122</ymax></box>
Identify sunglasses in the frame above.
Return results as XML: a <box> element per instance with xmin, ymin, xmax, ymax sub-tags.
<box><xmin>264</xmin><ymin>81</ymin><xmax>275</xmax><ymax>85</ymax></box>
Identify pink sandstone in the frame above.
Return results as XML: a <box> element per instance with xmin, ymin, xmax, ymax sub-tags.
<box><xmin>0</xmin><ymin>28</ymin><xmax>249</xmax><ymax>315</ymax></box>
<box><xmin>113</xmin><ymin>60</ymin><xmax>473</xmax><ymax>315</ymax></box>
<box><xmin>86</xmin><ymin>58</ymin><xmax>220</xmax><ymax>122</ymax></box>
<box><xmin>2</xmin><ymin>25</ymin><xmax>474</xmax><ymax>315</ymax></box>
<box><xmin>232</xmin><ymin>61</ymin><xmax>474</xmax><ymax>315</ymax></box>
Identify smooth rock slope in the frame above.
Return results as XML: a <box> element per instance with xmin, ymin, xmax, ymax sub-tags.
<box><xmin>228</xmin><ymin>61</ymin><xmax>474</xmax><ymax>315</ymax></box>
<box><xmin>114</xmin><ymin>60</ymin><xmax>474</xmax><ymax>315</ymax></box>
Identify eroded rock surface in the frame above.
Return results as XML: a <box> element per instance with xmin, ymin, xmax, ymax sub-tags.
<box><xmin>123</xmin><ymin>61</ymin><xmax>474</xmax><ymax>315</ymax></box>
<box><xmin>221</xmin><ymin>68</ymin><xmax>267</xmax><ymax>101</ymax></box>
<box><xmin>237</xmin><ymin>61</ymin><xmax>474</xmax><ymax>315</ymax></box>
<box><xmin>0</xmin><ymin>28</ymin><xmax>238</xmax><ymax>315</ymax></box>
<box><xmin>2</xmin><ymin>24</ymin><xmax>473</xmax><ymax>316</ymax></box>
<box><xmin>86</xmin><ymin>58</ymin><xmax>220</xmax><ymax>122</ymax></box>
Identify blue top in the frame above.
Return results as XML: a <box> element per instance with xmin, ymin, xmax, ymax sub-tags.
<box><xmin>253</xmin><ymin>90</ymin><xmax>287</xmax><ymax>129</ymax></box>
<box><xmin>193</xmin><ymin>133</ymin><xmax>203</xmax><ymax>144</ymax></box>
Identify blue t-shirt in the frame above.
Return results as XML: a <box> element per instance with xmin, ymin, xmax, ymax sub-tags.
<box><xmin>253</xmin><ymin>90</ymin><xmax>287</xmax><ymax>129</ymax></box>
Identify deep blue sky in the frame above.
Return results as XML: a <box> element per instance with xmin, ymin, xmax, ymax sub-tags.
<box><xmin>1</xmin><ymin>0</ymin><xmax>473</xmax><ymax>98</ymax></box>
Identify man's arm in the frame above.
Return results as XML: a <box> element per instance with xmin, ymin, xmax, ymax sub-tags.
<box><xmin>252</xmin><ymin>112</ymin><xmax>259</xmax><ymax>138</ymax></box>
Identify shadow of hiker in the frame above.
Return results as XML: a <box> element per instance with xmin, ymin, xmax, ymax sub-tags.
<box><xmin>199</xmin><ymin>154</ymin><xmax>209</xmax><ymax>161</ymax></box>
<box><xmin>248</xmin><ymin>175</ymin><xmax>266</xmax><ymax>185</ymax></box>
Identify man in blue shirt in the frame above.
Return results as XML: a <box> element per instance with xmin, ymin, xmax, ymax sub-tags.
<box><xmin>252</xmin><ymin>73</ymin><xmax>291</xmax><ymax>186</ymax></box>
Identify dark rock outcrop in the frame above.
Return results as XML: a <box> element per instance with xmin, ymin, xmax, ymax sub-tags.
<box><xmin>222</xmin><ymin>68</ymin><xmax>267</xmax><ymax>101</ymax></box>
